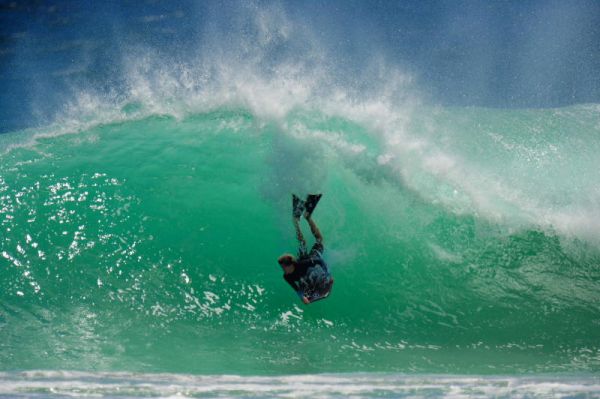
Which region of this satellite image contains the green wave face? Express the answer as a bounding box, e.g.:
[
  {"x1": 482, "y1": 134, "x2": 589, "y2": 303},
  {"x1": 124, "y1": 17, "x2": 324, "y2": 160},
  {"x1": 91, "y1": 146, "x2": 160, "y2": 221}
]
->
[{"x1": 1, "y1": 106, "x2": 600, "y2": 374}]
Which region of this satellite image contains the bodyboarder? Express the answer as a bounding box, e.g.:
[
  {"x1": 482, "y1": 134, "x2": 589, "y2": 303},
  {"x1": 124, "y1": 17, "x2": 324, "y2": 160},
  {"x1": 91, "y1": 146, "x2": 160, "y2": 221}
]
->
[{"x1": 278, "y1": 194, "x2": 333, "y2": 304}]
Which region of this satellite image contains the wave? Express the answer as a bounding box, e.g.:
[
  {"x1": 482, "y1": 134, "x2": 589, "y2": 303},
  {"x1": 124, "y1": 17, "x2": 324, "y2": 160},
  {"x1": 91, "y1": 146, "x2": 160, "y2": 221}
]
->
[
  {"x1": 1, "y1": 1, "x2": 600, "y2": 375},
  {"x1": 1, "y1": 103, "x2": 600, "y2": 374}
]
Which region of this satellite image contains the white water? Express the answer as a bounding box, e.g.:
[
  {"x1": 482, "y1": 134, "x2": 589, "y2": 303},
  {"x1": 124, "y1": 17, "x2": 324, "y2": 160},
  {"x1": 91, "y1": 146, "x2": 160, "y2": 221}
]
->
[{"x1": 1, "y1": 371, "x2": 599, "y2": 398}]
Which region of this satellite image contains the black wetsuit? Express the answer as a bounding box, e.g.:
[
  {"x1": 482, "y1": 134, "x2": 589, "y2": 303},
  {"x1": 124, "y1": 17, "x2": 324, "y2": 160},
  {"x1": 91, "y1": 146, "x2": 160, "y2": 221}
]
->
[{"x1": 284, "y1": 242, "x2": 329, "y2": 297}]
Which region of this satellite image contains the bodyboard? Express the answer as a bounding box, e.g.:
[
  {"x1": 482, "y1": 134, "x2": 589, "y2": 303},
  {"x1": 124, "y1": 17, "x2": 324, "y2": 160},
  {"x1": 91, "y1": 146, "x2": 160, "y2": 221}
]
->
[
  {"x1": 300, "y1": 265, "x2": 333, "y2": 303},
  {"x1": 306, "y1": 278, "x2": 334, "y2": 303}
]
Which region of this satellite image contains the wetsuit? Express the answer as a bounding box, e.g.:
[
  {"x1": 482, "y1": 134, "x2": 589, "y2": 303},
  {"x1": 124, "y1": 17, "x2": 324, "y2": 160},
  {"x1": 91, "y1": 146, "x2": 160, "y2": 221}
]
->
[{"x1": 284, "y1": 242, "x2": 329, "y2": 298}]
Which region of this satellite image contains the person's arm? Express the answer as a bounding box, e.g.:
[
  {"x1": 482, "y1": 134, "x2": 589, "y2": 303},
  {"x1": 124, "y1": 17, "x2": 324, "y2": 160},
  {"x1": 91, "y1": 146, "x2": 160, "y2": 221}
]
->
[
  {"x1": 284, "y1": 274, "x2": 310, "y2": 304},
  {"x1": 304, "y1": 214, "x2": 323, "y2": 244},
  {"x1": 284, "y1": 274, "x2": 300, "y2": 292}
]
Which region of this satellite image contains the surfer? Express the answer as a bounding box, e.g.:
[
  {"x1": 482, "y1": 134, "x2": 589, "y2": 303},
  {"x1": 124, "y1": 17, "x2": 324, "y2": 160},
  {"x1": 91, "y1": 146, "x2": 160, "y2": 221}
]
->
[{"x1": 278, "y1": 194, "x2": 333, "y2": 304}]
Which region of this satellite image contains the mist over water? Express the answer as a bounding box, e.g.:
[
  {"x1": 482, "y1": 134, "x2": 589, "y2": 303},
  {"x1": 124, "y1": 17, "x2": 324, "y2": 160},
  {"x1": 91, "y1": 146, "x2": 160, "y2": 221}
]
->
[{"x1": 1, "y1": 0, "x2": 600, "y2": 388}]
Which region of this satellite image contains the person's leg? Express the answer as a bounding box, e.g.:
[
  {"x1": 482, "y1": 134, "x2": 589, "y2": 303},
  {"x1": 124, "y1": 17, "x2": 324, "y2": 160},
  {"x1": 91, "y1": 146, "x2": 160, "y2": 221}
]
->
[
  {"x1": 293, "y1": 217, "x2": 307, "y2": 252},
  {"x1": 305, "y1": 214, "x2": 323, "y2": 244}
]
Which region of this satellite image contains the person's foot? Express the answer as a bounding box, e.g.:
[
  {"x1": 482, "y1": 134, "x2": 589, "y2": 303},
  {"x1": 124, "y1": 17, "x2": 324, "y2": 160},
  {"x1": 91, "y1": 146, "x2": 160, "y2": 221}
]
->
[
  {"x1": 303, "y1": 193, "x2": 322, "y2": 218},
  {"x1": 292, "y1": 194, "x2": 305, "y2": 218}
]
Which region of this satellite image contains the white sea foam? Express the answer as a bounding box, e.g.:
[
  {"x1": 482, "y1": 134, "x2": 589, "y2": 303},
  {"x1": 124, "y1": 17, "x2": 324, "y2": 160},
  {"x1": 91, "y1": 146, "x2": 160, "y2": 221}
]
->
[{"x1": 0, "y1": 371, "x2": 598, "y2": 398}]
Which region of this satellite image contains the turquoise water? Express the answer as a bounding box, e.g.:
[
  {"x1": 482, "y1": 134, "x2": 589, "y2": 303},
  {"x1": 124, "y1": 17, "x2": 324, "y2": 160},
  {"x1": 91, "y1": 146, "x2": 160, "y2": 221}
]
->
[
  {"x1": 2, "y1": 2, "x2": 600, "y2": 396},
  {"x1": 1, "y1": 101, "x2": 600, "y2": 376}
]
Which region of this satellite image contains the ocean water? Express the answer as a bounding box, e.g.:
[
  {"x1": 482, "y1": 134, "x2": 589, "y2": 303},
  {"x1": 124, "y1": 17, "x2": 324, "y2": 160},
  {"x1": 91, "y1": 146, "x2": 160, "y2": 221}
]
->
[{"x1": 1, "y1": 1, "x2": 600, "y2": 397}]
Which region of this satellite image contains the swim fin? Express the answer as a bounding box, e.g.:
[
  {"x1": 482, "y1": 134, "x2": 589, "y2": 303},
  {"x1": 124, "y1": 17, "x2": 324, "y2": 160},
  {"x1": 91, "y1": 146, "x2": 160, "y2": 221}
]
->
[
  {"x1": 292, "y1": 194, "x2": 305, "y2": 218},
  {"x1": 304, "y1": 194, "x2": 322, "y2": 218}
]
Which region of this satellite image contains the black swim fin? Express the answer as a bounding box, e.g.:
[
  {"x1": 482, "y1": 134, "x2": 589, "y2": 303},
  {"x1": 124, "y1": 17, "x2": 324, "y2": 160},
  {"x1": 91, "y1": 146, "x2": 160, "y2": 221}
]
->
[
  {"x1": 304, "y1": 194, "x2": 322, "y2": 218},
  {"x1": 292, "y1": 194, "x2": 305, "y2": 218}
]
